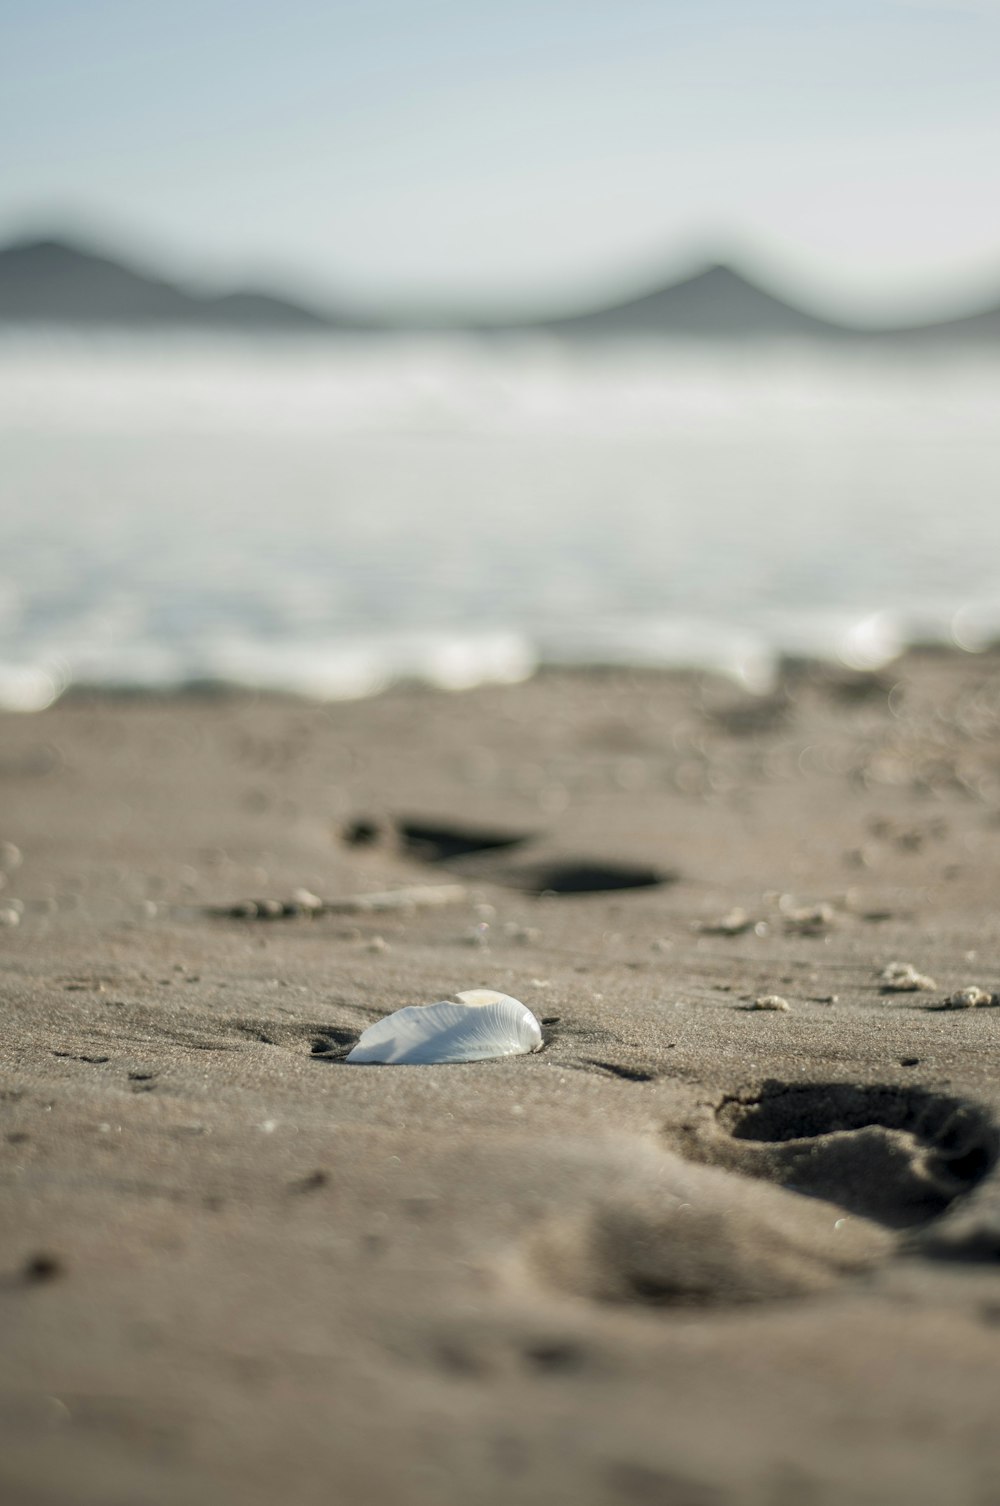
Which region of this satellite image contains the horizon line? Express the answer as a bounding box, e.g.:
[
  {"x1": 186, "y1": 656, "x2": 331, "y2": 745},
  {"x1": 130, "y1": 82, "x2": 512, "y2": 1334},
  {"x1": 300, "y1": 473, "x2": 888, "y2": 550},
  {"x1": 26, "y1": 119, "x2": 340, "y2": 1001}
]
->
[{"x1": 2, "y1": 221, "x2": 999, "y2": 334}]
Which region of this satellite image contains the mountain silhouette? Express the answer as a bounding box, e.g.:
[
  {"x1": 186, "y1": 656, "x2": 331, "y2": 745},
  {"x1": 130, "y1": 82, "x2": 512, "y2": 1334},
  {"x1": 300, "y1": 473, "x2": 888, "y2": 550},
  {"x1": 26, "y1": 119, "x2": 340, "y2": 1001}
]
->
[
  {"x1": 0, "y1": 232, "x2": 998, "y2": 340},
  {"x1": 0, "y1": 236, "x2": 357, "y2": 329},
  {"x1": 508, "y1": 263, "x2": 1000, "y2": 342},
  {"x1": 528, "y1": 262, "x2": 854, "y2": 339}
]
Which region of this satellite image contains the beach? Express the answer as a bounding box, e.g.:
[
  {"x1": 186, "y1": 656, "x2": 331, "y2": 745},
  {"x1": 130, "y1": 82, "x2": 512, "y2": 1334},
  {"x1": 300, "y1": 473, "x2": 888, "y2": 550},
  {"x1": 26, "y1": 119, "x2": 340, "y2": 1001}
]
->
[{"x1": 2, "y1": 652, "x2": 1000, "y2": 1505}]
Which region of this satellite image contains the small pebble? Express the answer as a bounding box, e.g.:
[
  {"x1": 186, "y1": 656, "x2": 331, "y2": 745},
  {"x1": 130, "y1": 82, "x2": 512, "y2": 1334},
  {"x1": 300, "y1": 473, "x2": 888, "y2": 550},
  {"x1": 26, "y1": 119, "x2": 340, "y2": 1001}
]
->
[
  {"x1": 291, "y1": 887, "x2": 323, "y2": 911},
  {"x1": 783, "y1": 903, "x2": 835, "y2": 935},
  {"x1": 699, "y1": 908, "x2": 755, "y2": 936},
  {"x1": 0, "y1": 906, "x2": 21, "y2": 927},
  {"x1": 367, "y1": 935, "x2": 389, "y2": 954},
  {"x1": 752, "y1": 995, "x2": 791, "y2": 1012},
  {"x1": 879, "y1": 961, "x2": 937, "y2": 993}
]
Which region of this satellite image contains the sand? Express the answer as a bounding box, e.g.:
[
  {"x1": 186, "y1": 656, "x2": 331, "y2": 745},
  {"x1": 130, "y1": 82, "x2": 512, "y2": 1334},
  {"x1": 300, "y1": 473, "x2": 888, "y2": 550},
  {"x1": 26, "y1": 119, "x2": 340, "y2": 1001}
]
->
[{"x1": 2, "y1": 652, "x2": 1000, "y2": 1506}]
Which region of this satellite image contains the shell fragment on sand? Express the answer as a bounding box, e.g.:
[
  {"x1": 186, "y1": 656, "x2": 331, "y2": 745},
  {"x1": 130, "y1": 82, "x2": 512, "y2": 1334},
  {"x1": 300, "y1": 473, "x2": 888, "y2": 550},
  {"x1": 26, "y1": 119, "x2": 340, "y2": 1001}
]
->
[
  {"x1": 210, "y1": 884, "x2": 470, "y2": 920},
  {"x1": 935, "y1": 986, "x2": 996, "y2": 1010},
  {"x1": 879, "y1": 961, "x2": 937, "y2": 993},
  {"x1": 345, "y1": 989, "x2": 543, "y2": 1065},
  {"x1": 782, "y1": 903, "x2": 835, "y2": 936},
  {"x1": 698, "y1": 907, "x2": 756, "y2": 936},
  {"x1": 328, "y1": 884, "x2": 468, "y2": 914},
  {"x1": 751, "y1": 995, "x2": 791, "y2": 1012}
]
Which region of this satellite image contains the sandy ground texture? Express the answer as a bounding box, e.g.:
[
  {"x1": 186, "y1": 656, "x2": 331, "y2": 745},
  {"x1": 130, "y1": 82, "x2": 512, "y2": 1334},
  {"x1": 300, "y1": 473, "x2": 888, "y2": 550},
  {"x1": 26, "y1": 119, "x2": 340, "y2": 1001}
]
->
[{"x1": 2, "y1": 653, "x2": 1000, "y2": 1506}]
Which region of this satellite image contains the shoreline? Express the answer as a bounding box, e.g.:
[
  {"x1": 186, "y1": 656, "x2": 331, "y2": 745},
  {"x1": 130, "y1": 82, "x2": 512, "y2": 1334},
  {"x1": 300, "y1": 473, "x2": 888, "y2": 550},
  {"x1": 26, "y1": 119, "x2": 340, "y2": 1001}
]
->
[
  {"x1": 3, "y1": 630, "x2": 1000, "y2": 716},
  {"x1": 2, "y1": 654, "x2": 1000, "y2": 1504}
]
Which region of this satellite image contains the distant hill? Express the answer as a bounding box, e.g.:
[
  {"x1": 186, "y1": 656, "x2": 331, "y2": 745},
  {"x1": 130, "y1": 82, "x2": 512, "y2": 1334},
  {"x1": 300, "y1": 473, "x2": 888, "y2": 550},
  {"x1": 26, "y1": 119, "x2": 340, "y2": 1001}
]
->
[
  {"x1": 0, "y1": 232, "x2": 998, "y2": 340},
  {"x1": 513, "y1": 262, "x2": 1000, "y2": 342},
  {"x1": 0, "y1": 237, "x2": 359, "y2": 330},
  {"x1": 526, "y1": 263, "x2": 856, "y2": 340}
]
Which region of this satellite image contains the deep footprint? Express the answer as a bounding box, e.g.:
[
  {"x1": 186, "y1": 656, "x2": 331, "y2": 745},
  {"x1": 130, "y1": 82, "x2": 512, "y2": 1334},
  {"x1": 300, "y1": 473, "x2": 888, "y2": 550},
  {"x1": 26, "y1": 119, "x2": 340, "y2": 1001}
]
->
[
  {"x1": 687, "y1": 1081, "x2": 999, "y2": 1230},
  {"x1": 478, "y1": 857, "x2": 674, "y2": 896},
  {"x1": 353, "y1": 812, "x2": 675, "y2": 894}
]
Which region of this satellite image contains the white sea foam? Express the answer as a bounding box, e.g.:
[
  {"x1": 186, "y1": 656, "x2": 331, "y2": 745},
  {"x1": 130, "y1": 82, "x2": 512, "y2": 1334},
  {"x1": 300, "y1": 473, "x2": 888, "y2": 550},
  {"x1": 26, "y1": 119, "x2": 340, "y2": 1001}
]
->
[{"x1": 1, "y1": 333, "x2": 999, "y2": 708}]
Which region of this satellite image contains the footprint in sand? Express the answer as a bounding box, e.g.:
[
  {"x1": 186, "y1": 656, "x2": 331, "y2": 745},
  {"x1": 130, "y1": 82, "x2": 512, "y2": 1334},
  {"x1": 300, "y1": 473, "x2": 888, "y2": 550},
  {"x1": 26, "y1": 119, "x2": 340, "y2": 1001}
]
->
[
  {"x1": 515, "y1": 1140, "x2": 893, "y2": 1311},
  {"x1": 345, "y1": 813, "x2": 676, "y2": 895},
  {"x1": 675, "y1": 1080, "x2": 1000, "y2": 1257},
  {"x1": 344, "y1": 814, "x2": 532, "y2": 863},
  {"x1": 462, "y1": 856, "x2": 672, "y2": 896},
  {"x1": 522, "y1": 1083, "x2": 1000, "y2": 1313}
]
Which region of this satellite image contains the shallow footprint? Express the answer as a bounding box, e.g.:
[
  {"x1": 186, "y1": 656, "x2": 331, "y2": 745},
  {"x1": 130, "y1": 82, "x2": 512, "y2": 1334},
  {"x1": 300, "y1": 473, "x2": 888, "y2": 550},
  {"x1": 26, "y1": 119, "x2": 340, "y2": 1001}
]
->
[
  {"x1": 521, "y1": 1142, "x2": 891, "y2": 1309},
  {"x1": 679, "y1": 1081, "x2": 1000, "y2": 1231}
]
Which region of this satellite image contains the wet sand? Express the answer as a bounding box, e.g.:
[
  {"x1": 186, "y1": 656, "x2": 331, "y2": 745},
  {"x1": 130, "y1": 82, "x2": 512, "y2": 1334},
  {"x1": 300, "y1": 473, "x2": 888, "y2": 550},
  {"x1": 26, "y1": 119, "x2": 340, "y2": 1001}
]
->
[{"x1": 2, "y1": 654, "x2": 1000, "y2": 1505}]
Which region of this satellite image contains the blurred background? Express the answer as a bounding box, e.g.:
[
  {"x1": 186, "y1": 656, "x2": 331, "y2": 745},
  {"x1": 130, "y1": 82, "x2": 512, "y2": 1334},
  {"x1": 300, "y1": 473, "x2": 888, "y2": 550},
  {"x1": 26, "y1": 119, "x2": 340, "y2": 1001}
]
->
[{"x1": 2, "y1": 0, "x2": 1000, "y2": 710}]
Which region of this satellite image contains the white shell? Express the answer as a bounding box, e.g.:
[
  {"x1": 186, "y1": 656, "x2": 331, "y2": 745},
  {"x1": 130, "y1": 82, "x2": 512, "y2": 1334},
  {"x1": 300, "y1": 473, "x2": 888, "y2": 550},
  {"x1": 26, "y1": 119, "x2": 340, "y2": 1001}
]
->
[{"x1": 345, "y1": 989, "x2": 542, "y2": 1065}]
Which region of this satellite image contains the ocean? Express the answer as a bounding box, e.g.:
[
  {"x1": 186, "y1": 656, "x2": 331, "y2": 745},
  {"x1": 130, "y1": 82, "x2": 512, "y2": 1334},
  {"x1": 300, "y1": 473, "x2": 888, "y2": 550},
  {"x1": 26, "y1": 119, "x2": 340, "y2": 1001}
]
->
[{"x1": 2, "y1": 331, "x2": 999, "y2": 710}]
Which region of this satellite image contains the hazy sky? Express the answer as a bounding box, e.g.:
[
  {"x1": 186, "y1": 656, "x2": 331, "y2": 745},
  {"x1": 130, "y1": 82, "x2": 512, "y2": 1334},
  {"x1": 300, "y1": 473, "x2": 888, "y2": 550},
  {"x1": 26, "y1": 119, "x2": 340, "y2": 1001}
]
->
[{"x1": 3, "y1": 0, "x2": 1000, "y2": 317}]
